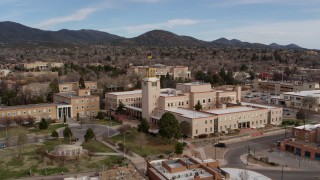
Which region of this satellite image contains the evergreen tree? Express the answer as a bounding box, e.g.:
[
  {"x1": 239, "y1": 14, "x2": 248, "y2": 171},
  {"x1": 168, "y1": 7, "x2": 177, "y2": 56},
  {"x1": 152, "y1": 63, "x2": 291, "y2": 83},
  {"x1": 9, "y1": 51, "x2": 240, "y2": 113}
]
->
[
  {"x1": 84, "y1": 128, "x2": 95, "y2": 141},
  {"x1": 79, "y1": 76, "x2": 86, "y2": 89},
  {"x1": 96, "y1": 111, "x2": 105, "y2": 120},
  {"x1": 51, "y1": 130, "x2": 59, "y2": 139},
  {"x1": 194, "y1": 100, "x2": 202, "y2": 111},
  {"x1": 116, "y1": 101, "x2": 125, "y2": 114},
  {"x1": 138, "y1": 118, "x2": 150, "y2": 133},
  {"x1": 180, "y1": 121, "x2": 191, "y2": 137},
  {"x1": 159, "y1": 112, "x2": 181, "y2": 142},
  {"x1": 175, "y1": 142, "x2": 184, "y2": 155},
  {"x1": 38, "y1": 118, "x2": 48, "y2": 130},
  {"x1": 63, "y1": 127, "x2": 73, "y2": 139}
]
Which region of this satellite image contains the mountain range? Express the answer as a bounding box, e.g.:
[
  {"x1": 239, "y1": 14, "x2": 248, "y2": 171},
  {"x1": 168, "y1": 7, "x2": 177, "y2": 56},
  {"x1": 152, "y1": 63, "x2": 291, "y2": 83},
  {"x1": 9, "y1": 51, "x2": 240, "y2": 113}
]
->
[{"x1": 0, "y1": 21, "x2": 302, "y2": 49}]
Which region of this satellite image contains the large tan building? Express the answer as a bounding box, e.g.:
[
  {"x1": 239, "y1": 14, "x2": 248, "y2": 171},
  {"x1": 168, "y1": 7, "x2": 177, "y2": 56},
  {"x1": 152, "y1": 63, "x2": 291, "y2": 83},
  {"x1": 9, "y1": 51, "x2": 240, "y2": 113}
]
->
[
  {"x1": 127, "y1": 64, "x2": 191, "y2": 79},
  {"x1": 0, "y1": 103, "x2": 57, "y2": 122},
  {"x1": 253, "y1": 79, "x2": 320, "y2": 94},
  {"x1": 106, "y1": 68, "x2": 282, "y2": 138},
  {"x1": 22, "y1": 61, "x2": 64, "y2": 70},
  {"x1": 270, "y1": 90, "x2": 320, "y2": 111},
  {"x1": 0, "y1": 89, "x2": 100, "y2": 122},
  {"x1": 53, "y1": 89, "x2": 100, "y2": 118}
]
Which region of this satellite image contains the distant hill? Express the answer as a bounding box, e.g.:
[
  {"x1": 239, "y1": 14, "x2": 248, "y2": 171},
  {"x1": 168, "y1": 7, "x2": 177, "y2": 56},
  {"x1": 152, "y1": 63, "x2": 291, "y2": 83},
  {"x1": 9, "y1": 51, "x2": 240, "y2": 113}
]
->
[
  {"x1": 0, "y1": 21, "x2": 123, "y2": 43},
  {"x1": 0, "y1": 21, "x2": 303, "y2": 49},
  {"x1": 113, "y1": 30, "x2": 209, "y2": 47}
]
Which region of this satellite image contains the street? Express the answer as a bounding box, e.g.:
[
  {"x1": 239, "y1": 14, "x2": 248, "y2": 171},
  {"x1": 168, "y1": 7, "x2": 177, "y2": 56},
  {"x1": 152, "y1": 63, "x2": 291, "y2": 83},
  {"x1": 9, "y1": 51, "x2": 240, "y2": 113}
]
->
[{"x1": 224, "y1": 133, "x2": 320, "y2": 180}]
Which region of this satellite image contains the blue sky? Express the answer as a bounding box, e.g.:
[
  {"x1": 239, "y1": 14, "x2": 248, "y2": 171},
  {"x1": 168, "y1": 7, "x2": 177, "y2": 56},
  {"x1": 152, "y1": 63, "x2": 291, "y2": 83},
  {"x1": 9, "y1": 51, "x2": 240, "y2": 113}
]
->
[{"x1": 1, "y1": 0, "x2": 320, "y2": 49}]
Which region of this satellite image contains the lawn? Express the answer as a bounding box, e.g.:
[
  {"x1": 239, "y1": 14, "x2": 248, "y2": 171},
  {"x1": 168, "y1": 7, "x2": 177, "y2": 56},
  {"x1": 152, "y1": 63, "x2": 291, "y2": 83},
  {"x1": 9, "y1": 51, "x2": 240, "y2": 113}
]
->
[
  {"x1": 0, "y1": 140, "x2": 124, "y2": 179},
  {"x1": 87, "y1": 119, "x2": 122, "y2": 126},
  {"x1": 81, "y1": 140, "x2": 115, "y2": 153},
  {"x1": 0, "y1": 126, "x2": 27, "y2": 139},
  {"x1": 110, "y1": 130, "x2": 176, "y2": 157},
  {"x1": 28, "y1": 123, "x2": 68, "y2": 135}
]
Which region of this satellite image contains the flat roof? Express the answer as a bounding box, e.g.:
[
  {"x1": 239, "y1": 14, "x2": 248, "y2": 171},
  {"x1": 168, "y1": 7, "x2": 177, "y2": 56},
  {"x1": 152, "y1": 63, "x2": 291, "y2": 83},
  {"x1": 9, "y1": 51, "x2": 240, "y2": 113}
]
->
[
  {"x1": 55, "y1": 91, "x2": 97, "y2": 99},
  {"x1": 221, "y1": 168, "x2": 271, "y2": 180},
  {"x1": 107, "y1": 90, "x2": 142, "y2": 96},
  {"x1": 151, "y1": 159, "x2": 213, "y2": 180},
  {"x1": 180, "y1": 82, "x2": 210, "y2": 86},
  {"x1": 166, "y1": 108, "x2": 213, "y2": 118},
  {"x1": 125, "y1": 105, "x2": 142, "y2": 112},
  {"x1": 294, "y1": 124, "x2": 320, "y2": 131},
  {"x1": 206, "y1": 106, "x2": 258, "y2": 115},
  {"x1": 0, "y1": 103, "x2": 55, "y2": 111},
  {"x1": 283, "y1": 90, "x2": 320, "y2": 97},
  {"x1": 241, "y1": 102, "x2": 278, "y2": 109}
]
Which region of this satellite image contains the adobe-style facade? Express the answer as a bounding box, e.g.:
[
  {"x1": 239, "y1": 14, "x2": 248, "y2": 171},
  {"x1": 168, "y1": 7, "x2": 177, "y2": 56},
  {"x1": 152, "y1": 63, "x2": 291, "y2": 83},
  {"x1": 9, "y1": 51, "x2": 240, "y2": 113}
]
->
[
  {"x1": 253, "y1": 79, "x2": 320, "y2": 94},
  {"x1": 21, "y1": 61, "x2": 64, "y2": 70},
  {"x1": 53, "y1": 89, "x2": 100, "y2": 118},
  {"x1": 106, "y1": 68, "x2": 282, "y2": 138},
  {"x1": 127, "y1": 63, "x2": 191, "y2": 80},
  {"x1": 58, "y1": 81, "x2": 97, "y2": 92},
  {"x1": 0, "y1": 89, "x2": 100, "y2": 122},
  {"x1": 280, "y1": 124, "x2": 320, "y2": 161},
  {"x1": 270, "y1": 90, "x2": 320, "y2": 112}
]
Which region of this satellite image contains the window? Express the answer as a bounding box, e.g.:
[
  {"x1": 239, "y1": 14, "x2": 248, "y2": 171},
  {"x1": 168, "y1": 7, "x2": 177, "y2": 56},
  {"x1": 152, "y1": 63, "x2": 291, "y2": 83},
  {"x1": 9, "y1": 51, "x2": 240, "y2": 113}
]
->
[
  {"x1": 305, "y1": 133, "x2": 309, "y2": 139},
  {"x1": 208, "y1": 98, "x2": 211, "y2": 103},
  {"x1": 203, "y1": 99, "x2": 206, "y2": 103},
  {"x1": 210, "y1": 120, "x2": 212, "y2": 124},
  {"x1": 196, "y1": 130, "x2": 198, "y2": 134},
  {"x1": 186, "y1": 101, "x2": 189, "y2": 104},
  {"x1": 295, "y1": 131, "x2": 298, "y2": 137},
  {"x1": 205, "y1": 120, "x2": 207, "y2": 124},
  {"x1": 168, "y1": 103, "x2": 170, "y2": 107},
  {"x1": 48, "y1": 109, "x2": 51, "y2": 112},
  {"x1": 210, "y1": 127, "x2": 212, "y2": 132}
]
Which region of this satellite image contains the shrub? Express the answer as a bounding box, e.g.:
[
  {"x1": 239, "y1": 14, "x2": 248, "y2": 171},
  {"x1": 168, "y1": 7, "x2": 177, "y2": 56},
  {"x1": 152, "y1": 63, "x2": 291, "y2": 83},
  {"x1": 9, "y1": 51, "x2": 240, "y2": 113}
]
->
[{"x1": 198, "y1": 134, "x2": 208, "y2": 138}]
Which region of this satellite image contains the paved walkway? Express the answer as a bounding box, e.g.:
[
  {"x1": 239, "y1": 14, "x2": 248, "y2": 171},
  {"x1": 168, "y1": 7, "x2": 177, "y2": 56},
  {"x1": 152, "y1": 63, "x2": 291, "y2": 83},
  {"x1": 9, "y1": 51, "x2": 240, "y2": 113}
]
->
[{"x1": 96, "y1": 137, "x2": 147, "y2": 173}]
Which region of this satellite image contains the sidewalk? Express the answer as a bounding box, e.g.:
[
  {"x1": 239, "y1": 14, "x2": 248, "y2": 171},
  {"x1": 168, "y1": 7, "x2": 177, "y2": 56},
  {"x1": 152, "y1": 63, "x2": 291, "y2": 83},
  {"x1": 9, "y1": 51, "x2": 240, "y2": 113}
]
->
[
  {"x1": 239, "y1": 154, "x2": 297, "y2": 171},
  {"x1": 96, "y1": 137, "x2": 147, "y2": 172}
]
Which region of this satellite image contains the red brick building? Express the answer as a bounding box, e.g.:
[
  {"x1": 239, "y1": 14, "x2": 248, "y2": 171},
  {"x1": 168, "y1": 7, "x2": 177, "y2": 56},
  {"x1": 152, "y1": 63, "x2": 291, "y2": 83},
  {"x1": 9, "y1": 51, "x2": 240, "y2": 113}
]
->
[{"x1": 280, "y1": 124, "x2": 320, "y2": 161}]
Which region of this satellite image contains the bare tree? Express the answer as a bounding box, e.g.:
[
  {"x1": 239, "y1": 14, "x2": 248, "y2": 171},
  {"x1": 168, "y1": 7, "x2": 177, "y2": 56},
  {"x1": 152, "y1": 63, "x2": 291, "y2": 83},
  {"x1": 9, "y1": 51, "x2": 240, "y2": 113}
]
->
[{"x1": 17, "y1": 132, "x2": 28, "y2": 159}]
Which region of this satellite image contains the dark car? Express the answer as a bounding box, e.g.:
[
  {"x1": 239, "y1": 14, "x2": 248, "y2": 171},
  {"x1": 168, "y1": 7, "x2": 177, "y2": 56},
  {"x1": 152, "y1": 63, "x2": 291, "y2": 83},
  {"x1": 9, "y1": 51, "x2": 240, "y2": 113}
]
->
[
  {"x1": 0, "y1": 143, "x2": 6, "y2": 149},
  {"x1": 214, "y1": 142, "x2": 227, "y2": 148}
]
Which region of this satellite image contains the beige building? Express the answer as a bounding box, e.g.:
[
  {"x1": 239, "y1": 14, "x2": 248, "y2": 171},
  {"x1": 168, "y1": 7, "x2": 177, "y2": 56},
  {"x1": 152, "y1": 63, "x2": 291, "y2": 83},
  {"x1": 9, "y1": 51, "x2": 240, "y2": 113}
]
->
[
  {"x1": 127, "y1": 64, "x2": 191, "y2": 79},
  {"x1": 53, "y1": 89, "x2": 100, "y2": 118},
  {"x1": 22, "y1": 61, "x2": 64, "y2": 70},
  {"x1": 270, "y1": 90, "x2": 320, "y2": 111},
  {"x1": 106, "y1": 68, "x2": 282, "y2": 138},
  {"x1": 58, "y1": 81, "x2": 97, "y2": 92},
  {"x1": 0, "y1": 89, "x2": 100, "y2": 122},
  {"x1": 253, "y1": 79, "x2": 320, "y2": 94},
  {"x1": 0, "y1": 103, "x2": 57, "y2": 122}
]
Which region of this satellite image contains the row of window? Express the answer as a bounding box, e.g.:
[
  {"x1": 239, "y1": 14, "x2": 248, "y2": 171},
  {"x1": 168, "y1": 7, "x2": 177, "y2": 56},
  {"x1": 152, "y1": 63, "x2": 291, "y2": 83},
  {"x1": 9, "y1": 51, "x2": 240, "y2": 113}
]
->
[
  {"x1": 167, "y1": 100, "x2": 189, "y2": 108},
  {"x1": 1, "y1": 108, "x2": 52, "y2": 117},
  {"x1": 76, "y1": 99, "x2": 95, "y2": 104},
  {"x1": 76, "y1": 105, "x2": 95, "y2": 110}
]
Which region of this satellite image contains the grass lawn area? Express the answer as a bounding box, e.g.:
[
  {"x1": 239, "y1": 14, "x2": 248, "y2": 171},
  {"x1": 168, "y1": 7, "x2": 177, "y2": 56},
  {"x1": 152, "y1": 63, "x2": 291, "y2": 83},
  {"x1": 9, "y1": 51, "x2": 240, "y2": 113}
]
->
[
  {"x1": 0, "y1": 140, "x2": 124, "y2": 179},
  {"x1": 0, "y1": 126, "x2": 27, "y2": 139},
  {"x1": 111, "y1": 130, "x2": 176, "y2": 157},
  {"x1": 28, "y1": 123, "x2": 68, "y2": 135},
  {"x1": 87, "y1": 119, "x2": 122, "y2": 126},
  {"x1": 81, "y1": 140, "x2": 115, "y2": 153}
]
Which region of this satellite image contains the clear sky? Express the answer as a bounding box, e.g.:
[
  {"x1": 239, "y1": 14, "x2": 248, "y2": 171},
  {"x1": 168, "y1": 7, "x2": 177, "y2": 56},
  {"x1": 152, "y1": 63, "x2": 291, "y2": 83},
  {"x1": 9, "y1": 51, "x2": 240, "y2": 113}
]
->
[{"x1": 1, "y1": 0, "x2": 320, "y2": 49}]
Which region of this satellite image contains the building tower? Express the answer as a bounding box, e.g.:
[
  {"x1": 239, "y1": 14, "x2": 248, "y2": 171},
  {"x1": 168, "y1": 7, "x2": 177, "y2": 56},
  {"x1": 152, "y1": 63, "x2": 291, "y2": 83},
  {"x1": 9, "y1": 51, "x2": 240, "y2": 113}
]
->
[{"x1": 142, "y1": 67, "x2": 160, "y2": 124}]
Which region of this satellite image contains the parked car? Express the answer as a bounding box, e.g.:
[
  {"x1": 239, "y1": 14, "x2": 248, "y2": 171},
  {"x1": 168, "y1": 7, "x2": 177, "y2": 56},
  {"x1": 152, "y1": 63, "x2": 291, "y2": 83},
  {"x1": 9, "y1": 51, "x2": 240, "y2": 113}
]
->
[
  {"x1": 214, "y1": 142, "x2": 227, "y2": 148},
  {"x1": 0, "y1": 143, "x2": 6, "y2": 149},
  {"x1": 245, "y1": 95, "x2": 254, "y2": 98},
  {"x1": 283, "y1": 108, "x2": 290, "y2": 111}
]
